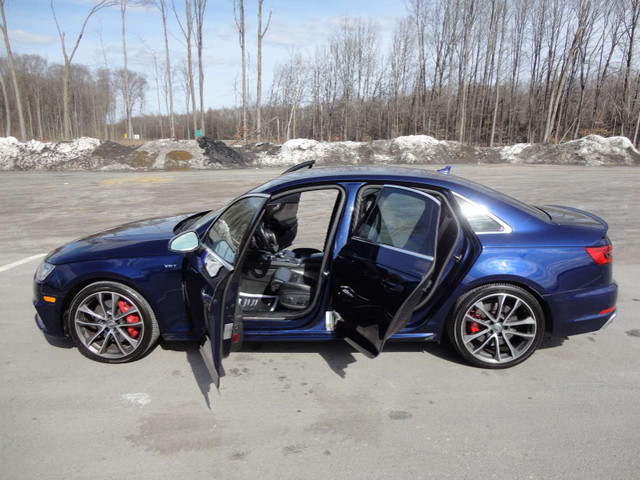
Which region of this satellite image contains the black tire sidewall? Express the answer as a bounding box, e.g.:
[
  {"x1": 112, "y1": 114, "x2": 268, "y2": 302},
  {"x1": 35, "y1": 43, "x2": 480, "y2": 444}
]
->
[
  {"x1": 68, "y1": 281, "x2": 157, "y2": 364},
  {"x1": 448, "y1": 284, "x2": 545, "y2": 369}
]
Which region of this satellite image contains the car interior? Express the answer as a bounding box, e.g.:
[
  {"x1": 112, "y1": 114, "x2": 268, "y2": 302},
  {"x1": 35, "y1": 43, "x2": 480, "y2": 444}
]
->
[
  {"x1": 236, "y1": 183, "x2": 460, "y2": 321},
  {"x1": 237, "y1": 188, "x2": 342, "y2": 319}
]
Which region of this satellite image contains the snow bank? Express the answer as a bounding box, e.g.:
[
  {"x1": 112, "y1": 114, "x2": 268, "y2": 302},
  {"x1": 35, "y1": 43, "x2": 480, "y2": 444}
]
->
[
  {"x1": 0, "y1": 134, "x2": 637, "y2": 171},
  {"x1": 255, "y1": 135, "x2": 452, "y2": 167},
  {"x1": 493, "y1": 134, "x2": 640, "y2": 166},
  {"x1": 0, "y1": 136, "x2": 102, "y2": 170}
]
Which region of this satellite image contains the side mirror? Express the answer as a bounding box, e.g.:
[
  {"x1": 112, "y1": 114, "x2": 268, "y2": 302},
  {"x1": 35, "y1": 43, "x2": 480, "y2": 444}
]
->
[{"x1": 169, "y1": 231, "x2": 200, "y2": 253}]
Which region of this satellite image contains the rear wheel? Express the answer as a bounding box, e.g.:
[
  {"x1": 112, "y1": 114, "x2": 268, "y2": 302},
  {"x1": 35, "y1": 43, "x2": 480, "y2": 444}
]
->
[
  {"x1": 68, "y1": 281, "x2": 159, "y2": 363},
  {"x1": 448, "y1": 284, "x2": 544, "y2": 368}
]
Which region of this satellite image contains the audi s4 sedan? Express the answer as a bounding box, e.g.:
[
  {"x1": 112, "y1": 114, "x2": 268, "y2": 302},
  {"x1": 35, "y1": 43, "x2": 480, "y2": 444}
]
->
[{"x1": 33, "y1": 165, "x2": 617, "y2": 385}]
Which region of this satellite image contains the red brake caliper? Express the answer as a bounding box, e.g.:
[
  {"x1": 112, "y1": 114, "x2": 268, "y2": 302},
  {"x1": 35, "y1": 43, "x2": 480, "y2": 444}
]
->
[
  {"x1": 467, "y1": 310, "x2": 482, "y2": 334},
  {"x1": 118, "y1": 300, "x2": 140, "y2": 338}
]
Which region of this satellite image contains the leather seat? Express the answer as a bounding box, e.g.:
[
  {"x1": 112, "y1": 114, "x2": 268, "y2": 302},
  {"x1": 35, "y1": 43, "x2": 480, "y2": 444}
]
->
[{"x1": 269, "y1": 266, "x2": 313, "y2": 310}]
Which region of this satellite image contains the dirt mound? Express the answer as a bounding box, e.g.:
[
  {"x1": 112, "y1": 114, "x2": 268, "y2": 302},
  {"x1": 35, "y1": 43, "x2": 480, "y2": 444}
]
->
[{"x1": 197, "y1": 137, "x2": 248, "y2": 167}]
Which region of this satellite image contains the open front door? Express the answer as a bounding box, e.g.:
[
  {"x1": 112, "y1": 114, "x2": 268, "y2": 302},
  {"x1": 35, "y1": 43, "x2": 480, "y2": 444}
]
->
[
  {"x1": 196, "y1": 194, "x2": 269, "y2": 387},
  {"x1": 332, "y1": 186, "x2": 442, "y2": 358}
]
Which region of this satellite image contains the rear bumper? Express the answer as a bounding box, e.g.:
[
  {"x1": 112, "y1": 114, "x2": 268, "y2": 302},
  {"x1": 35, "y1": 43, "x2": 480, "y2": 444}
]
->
[{"x1": 545, "y1": 282, "x2": 618, "y2": 337}]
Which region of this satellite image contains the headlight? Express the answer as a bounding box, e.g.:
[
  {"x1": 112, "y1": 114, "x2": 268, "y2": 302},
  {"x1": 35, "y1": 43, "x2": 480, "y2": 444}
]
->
[{"x1": 35, "y1": 262, "x2": 55, "y2": 282}]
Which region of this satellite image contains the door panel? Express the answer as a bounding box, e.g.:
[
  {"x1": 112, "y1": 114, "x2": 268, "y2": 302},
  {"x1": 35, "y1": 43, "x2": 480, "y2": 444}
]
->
[
  {"x1": 332, "y1": 186, "x2": 441, "y2": 358},
  {"x1": 185, "y1": 195, "x2": 268, "y2": 388}
]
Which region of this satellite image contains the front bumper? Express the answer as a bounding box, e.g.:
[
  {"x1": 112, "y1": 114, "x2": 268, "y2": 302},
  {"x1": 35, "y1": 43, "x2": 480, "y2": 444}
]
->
[{"x1": 33, "y1": 280, "x2": 66, "y2": 337}]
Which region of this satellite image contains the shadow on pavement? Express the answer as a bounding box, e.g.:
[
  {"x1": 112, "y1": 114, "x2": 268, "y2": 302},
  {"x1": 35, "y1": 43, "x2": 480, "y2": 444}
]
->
[
  {"x1": 244, "y1": 339, "x2": 469, "y2": 375},
  {"x1": 160, "y1": 340, "x2": 214, "y2": 409},
  {"x1": 43, "y1": 334, "x2": 74, "y2": 349}
]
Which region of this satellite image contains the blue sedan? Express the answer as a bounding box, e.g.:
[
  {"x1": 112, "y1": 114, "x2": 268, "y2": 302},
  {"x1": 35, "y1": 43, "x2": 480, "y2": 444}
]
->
[{"x1": 33, "y1": 165, "x2": 617, "y2": 385}]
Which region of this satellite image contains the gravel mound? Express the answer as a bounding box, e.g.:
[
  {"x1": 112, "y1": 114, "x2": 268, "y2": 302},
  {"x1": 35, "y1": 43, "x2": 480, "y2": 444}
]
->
[{"x1": 197, "y1": 137, "x2": 248, "y2": 167}]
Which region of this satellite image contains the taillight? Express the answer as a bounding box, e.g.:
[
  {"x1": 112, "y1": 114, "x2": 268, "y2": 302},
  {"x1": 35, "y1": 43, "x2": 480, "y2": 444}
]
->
[{"x1": 586, "y1": 244, "x2": 612, "y2": 265}]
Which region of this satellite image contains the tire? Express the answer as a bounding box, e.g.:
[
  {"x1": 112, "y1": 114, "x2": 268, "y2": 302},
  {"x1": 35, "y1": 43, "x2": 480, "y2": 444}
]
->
[
  {"x1": 68, "y1": 281, "x2": 160, "y2": 364},
  {"x1": 447, "y1": 283, "x2": 544, "y2": 368}
]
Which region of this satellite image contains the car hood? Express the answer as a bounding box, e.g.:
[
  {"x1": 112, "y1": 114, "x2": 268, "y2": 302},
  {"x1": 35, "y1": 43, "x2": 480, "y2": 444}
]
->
[{"x1": 46, "y1": 214, "x2": 192, "y2": 265}]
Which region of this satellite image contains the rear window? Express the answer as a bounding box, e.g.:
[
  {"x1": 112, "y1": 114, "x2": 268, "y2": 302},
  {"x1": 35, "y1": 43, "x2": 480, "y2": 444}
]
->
[
  {"x1": 454, "y1": 194, "x2": 508, "y2": 233},
  {"x1": 356, "y1": 188, "x2": 439, "y2": 256}
]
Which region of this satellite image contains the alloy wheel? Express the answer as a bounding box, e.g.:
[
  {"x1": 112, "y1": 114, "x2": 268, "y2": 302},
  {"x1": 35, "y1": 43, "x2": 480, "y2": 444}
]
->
[
  {"x1": 459, "y1": 292, "x2": 538, "y2": 365},
  {"x1": 73, "y1": 290, "x2": 145, "y2": 360}
]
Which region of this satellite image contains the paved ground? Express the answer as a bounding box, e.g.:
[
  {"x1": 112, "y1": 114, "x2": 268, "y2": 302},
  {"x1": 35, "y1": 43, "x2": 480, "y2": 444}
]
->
[{"x1": 0, "y1": 165, "x2": 639, "y2": 480}]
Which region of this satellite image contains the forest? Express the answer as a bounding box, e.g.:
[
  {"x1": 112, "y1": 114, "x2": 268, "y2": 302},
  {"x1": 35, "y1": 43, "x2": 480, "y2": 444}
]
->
[{"x1": 1, "y1": 0, "x2": 639, "y2": 146}]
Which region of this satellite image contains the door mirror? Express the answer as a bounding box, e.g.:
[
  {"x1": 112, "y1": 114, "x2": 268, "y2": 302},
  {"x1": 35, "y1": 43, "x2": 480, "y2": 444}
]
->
[{"x1": 169, "y1": 231, "x2": 200, "y2": 253}]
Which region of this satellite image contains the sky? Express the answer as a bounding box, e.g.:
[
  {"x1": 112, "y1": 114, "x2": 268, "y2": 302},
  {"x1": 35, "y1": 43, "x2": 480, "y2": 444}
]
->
[{"x1": 4, "y1": 0, "x2": 405, "y2": 112}]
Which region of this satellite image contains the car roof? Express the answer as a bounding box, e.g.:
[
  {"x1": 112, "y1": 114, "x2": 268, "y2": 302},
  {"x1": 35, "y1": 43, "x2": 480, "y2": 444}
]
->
[
  {"x1": 252, "y1": 166, "x2": 477, "y2": 193},
  {"x1": 251, "y1": 166, "x2": 551, "y2": 231}
]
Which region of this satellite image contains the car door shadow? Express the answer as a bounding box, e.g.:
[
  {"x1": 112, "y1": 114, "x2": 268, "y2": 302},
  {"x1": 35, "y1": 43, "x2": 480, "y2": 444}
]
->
[
  {"x1": 158, "y1": 339, "x2": 464, "y2": 408},
  {"x1": 244, "y1": 340, "x2": 468, "y2": 376},
  {"x1": 158, "y1": 340, "x2": 216, "y2": 410},
  {"x1": 159, "y1": 335, "x2": 567, "y2": 408}
]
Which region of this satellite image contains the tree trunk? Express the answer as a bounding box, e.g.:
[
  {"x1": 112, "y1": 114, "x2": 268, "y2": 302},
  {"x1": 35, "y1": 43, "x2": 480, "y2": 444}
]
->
[
  {"x1": 236, "y1": 0, "x2": 247, "y2": 144},
  {"x1": 257, "y1": 1, "x2": 272, "y2": 143},
  {"x1": 0, "y1": 69, "x2": 10, "y2": 136},
  {"x1": 490, "y1": 0, "x2": 507, "y2": 147},
  {"x1": 0, "y1": 1, "x2": 27, "y2": 140},
  {"x1": 159, "y1": 0, "x2": 176, "y2": 138},
  {"x1": 195, "y1": 0, "x2": 207, "y2": 136},
  {"x1": 121, "y1": 0, "x2": 132, "y2": 140}
]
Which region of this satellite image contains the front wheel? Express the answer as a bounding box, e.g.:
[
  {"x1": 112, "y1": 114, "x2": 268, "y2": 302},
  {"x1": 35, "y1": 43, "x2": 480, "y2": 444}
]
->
[
  {"x1": 68, "y1": 281, "x2": 159, "y2": 363},
  {"x1": 447, "y1": 284, "x2": 545, "y2": 368}
]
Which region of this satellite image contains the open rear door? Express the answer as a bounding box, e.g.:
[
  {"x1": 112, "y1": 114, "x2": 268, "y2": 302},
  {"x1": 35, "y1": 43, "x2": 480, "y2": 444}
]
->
[
  {"x1": 197, "y1": 194, "x2": 269, "y2": 387},
  {"x1": 331, "y1": 186, "x2": 441, "y2": 358}
]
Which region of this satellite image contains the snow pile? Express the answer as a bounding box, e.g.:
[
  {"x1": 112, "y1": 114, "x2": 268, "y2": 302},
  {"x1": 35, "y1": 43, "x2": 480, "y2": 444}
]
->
[
  {"x1": 559, "y1": 135, "x2": 640, "y2": 166},
  {"x1": 0, "y1": 134, "x2": 638, "y2": 171},
  {"x1": 0, "y1": 136, "x2": 102, "y2": 170},
  {"x1": 499, "y1": 143, "x2": 529, "y2": 163},
  {"x1": 495, "y1": 134, "x2": 640, "y2": 166},
  {"x1": 256, "y1": 138, "x2": 366, "y2": 167},
  {"x1": 254, "y1": 134, "x2": 640, "y2": 168},
  {"x1": 255, "y1": 135, "x2": 473, "y2": 167}
]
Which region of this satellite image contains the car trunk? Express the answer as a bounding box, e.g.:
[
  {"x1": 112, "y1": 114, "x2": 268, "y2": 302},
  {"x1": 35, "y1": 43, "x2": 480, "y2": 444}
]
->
[{"x1": 538, "y1": 205, "x2": 608, "y2": 231}]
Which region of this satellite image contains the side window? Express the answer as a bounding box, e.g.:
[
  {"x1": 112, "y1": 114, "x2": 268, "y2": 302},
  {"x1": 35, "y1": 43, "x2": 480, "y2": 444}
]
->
[
  {"x1": 205, "y1": 196, "x2": 265, "y2": 264},
  {"x1": 453, "y1": 194, "x2": 508, "y2": 233},
  {"x1": 355, "y1": 187, "x2": 440, "y2": 256}
]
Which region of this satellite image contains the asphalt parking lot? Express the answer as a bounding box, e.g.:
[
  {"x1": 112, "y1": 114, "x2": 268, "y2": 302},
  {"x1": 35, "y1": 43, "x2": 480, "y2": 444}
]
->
[{"x1": 1, "y1": 165, "x2": 639, "y2": 479}]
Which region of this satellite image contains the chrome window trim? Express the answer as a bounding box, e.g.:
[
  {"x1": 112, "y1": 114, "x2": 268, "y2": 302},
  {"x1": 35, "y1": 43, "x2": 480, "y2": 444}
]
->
[
  {"x1": 352, "y1": 237, "x2": 435, "y2": 262},
  {"x1": 352, "y1": 184, "x2": 441, "y2": 260},
  {"x1": 452, "y1": 192, "x2": 513, "y2": 235}
]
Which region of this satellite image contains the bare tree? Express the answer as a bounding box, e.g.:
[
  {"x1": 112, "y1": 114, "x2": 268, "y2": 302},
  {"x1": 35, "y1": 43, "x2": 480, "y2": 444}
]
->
[
  {"x1": 0, "y1": 63, "x2": 10, "y2": 136},
  {"x1": 234, "y1": 0, "x2": 247, "y2": 144},
  {"x1": 620, "y1": 0, "x2": 640, "y2": 136},
  {"x1": 194, "y1": 0, "x2": 207, "y2": 136},
  {"x1": 155, "y1": 0, "x2": 175, "y2": 138},
  {"x1": 542, "y1": 0, "x2": 591, "y2": 142},
  {"x1": 490, "y1": 0, "x2": 508, "y2": 146},
  {"x1": 50, "y1": 0, "x2": 112, "y2": 140},
  {"x1": 120, "y1": 0, "x2": 133, "y2": 140},
  {"x1": 1, "y1": 0, "x2": 27, "y2": 139},
  {"x1": 173, "y1": 0, "x2": 198, "y2": 138},
  {"x1": 256, "y1": 0, "x2": 272, "y2": 142}
]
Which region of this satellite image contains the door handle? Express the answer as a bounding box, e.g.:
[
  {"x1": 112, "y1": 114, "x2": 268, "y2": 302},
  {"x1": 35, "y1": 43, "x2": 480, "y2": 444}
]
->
[{"x1": 382, "y1": 279, "x2": 404, "y2": 293}]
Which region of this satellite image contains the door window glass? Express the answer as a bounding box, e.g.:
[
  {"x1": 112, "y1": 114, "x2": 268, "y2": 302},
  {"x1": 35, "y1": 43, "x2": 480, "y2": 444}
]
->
[
  {"x1": 356, "y1": 188, "x2": 439, "y2": 256},
  {"x1": 205, "y1": 196, "x2": 265, "y2": 264}
]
